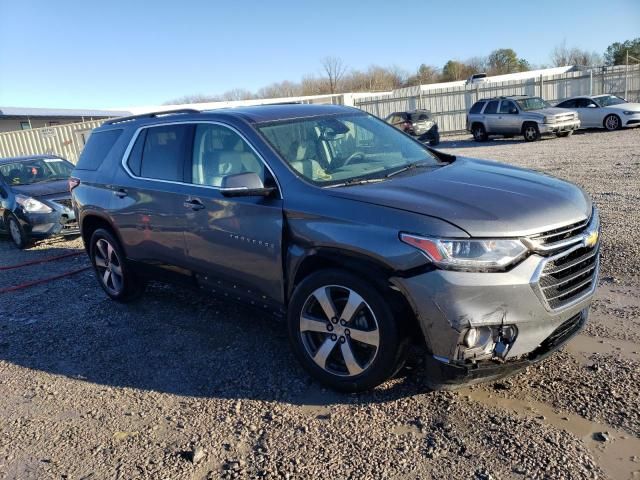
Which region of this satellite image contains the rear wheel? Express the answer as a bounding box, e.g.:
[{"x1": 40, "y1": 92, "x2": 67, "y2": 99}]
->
[
  {"x1": 604, "y1": 114, "x2": 621, "y2": 131},
  {"x1": 89, "y1": 228, "x2": 144, "y2": 302},
  {"x1": 288, "y1": 269, "x2": 405, "y2": 392},
  {"x1": 522, "y1": 123, "x2": 540, "y2": 142},
  {"x1": 472, "y1": 124, "x2": 488, "y2": 142},
  {"x1": 7, "y1": 215, "x2": 30, "y2": 249}
]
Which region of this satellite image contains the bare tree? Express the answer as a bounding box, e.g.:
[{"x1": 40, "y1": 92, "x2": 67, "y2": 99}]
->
[
  {"x1": 321, "y1": 56, "x2": 347, "y2": 94},
  {"x1": 163, "y1": 94, "x2": 221, "y2": 105},
  {"x1": 257, "y1": 80, "x2": 302, "y2": 99},
  {"x1": 221, "y1": 88, "x2": 255, "y2": 101},
  {"x1": 552, "y1": 41, "x2": 602, "y2": 67}
]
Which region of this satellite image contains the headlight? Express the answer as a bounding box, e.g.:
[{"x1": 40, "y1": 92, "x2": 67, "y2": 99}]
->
[
  {"x1": 15, "y1": 194, "x2": 53, "y2": 213},
  {"x1": 623, "y1": 110, "x2": 637, "y2": 115},
  {"x1": 400, "y1": 233, "x2": 528, "y2": 271}
]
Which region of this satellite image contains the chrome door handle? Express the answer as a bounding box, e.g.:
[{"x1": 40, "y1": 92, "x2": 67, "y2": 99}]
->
[
  {"x1": 114, "y1": 189, "x2": 128, "y2": 198},
  {"x1": 184, "y1": 198, "x2": 205, "y2": 211}
]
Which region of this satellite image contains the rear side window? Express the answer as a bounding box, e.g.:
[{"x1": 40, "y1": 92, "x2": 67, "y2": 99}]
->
[
  {"x1": 76, "y1": 129, "x2": 122, "y2": 170},
  {"x1": 130, "y1": 124, "x2": 193, "y2": 181},
  {"x1": 484, "y1": 101, "x2": 499, "y2": 114},
  {"x1": 469, "y1": 102, "x2": 485, "y2": 114}
]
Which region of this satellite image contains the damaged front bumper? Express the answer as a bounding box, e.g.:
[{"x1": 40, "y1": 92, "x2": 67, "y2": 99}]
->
[{"x1": 391, "y1": 250, "x2": 597, "y2": 387}]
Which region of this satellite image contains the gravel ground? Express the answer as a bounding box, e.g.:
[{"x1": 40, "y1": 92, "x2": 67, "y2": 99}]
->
[{"x1": 1, "y1": 128, "x2": 639, "y2": 479}]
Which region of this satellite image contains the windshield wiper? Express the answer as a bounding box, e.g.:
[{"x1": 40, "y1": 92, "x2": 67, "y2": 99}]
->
[
  {"x1": 385, "y1": 161, "x2": 435, "y2": 178},
  {"x1": 326, "y1": 177, "x2": 387, "y2": 188}
]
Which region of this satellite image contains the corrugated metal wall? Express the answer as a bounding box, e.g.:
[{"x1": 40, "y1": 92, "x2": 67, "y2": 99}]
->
[
  {"x1": 0, "y1": 119, "x2": 105, "y2": 164},
  {"x1": 354, "y1": 65, "x2": 640, "y2": 134}
]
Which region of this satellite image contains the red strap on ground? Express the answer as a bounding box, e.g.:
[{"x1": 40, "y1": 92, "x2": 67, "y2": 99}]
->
[
  {"x1": 0, "y1": 266, "x2": 92, "y2": 294},
  {"x1": 0, "y1": 251, "x2": 84, "y2": 271}
]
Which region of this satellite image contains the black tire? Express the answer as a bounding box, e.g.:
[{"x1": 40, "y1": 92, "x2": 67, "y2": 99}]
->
[
  {"x1": 89, "y1": 228, "x2": 145, "y2": 302},
  {"x1": 288, "y1": 269, "x2": 405, "y2": 392},
  {"x1": 603, "y1": 114, "x2": 621, "y2": 131},
  {"x1": 7, "y1": 214, "x2": 30, "y2": 249},
  {"x1": 522, "y1": 122, "x2": 540, "y2": 142},
  {"x1": 471, "y1": 123, "x2": 488, "y2": 142},
  {"x1": 556, "y1": 130, "x2": 573, "y2": 138}
]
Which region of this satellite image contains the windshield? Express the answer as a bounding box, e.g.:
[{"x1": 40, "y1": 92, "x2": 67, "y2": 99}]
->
[
  {"x1": 594, "y1": 95, "x2": 626, "y2": 107},
  {"x1": 0, "y1": 158, "x2": 73, "y2": 186},
  {"x1": 515, "y1": 97, "x2": 551, "y2": 111},
  {"x1": 257, "y1": 113, "x2": 439, "y2": 186}
]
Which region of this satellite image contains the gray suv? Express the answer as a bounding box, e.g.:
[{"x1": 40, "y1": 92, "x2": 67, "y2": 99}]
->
[
  {"x1": 71, "y1": 105, "x2": 599, "y2": 392},
  {"x1": 467, "y1": 95, "x2": 580, "y2": 142}
]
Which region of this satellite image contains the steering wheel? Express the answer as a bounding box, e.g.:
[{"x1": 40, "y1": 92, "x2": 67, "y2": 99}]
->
[{"x1": 342, "y1": 151, "x2": 365, "y2": 167}]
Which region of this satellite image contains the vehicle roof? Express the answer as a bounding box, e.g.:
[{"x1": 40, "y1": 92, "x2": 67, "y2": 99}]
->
[
  {"x1": 559, "y1": 94, "x2": 624, "y2": 101},
  {"x1": 475, "y1": 95, "x2": 538, "y2": 102},
  {"x1": 0, "y1": 154, "x2": 65, "y2": 165},
  {"x1": 103, "y1": 104, "x2": 361, "y2": 127}
]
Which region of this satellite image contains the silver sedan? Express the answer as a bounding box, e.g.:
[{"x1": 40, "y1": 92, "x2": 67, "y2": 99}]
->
[{"x1": 555, "y1": 94, "x2": 640, "y2": 130}]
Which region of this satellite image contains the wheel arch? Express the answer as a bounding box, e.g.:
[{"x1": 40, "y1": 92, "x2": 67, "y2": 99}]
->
[{"x1": 80, "y1": 212, "x2": 123, "y2": 254}]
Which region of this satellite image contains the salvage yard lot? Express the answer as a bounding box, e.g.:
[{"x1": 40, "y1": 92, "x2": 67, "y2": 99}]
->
[{"x1": 1, "y1": 129, "x2": 639, "y2": 479}]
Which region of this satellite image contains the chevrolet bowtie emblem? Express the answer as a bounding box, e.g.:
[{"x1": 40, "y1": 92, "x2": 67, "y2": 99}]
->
[{"x1": 584, "y1": 230, "x2": 599, "y2": 248}]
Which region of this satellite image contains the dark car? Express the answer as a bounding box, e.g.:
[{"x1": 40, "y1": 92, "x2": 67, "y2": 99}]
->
[
  {"x1": 71, "y1": 105, "x2": 599, "y2": 392},
  {"x1": 0, "y1": 154, "x2": 78, "y2": 248},
  {"x1": 385, "y1": 110, "x2": 440, "y2": 145}
]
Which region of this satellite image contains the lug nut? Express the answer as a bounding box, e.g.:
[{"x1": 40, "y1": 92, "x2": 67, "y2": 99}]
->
[
  {"x1": 344, "y1": 328, "x2": 350, "y2": 336},
  {"x1": 327, "y1": 324, "x2": 334, "y2": 332},
  {"x1": 340, "y1": 319, "x2": 346, "y2": 326},
  {"x1": 331, "y1": 334, "x2": 337, "y2": 341},
  {"x1": 331, "y1": 317, "x2": 338, "y2": 324},
  {"x1": 340, "y1": 336, "x2": 346, "y2": 343}
]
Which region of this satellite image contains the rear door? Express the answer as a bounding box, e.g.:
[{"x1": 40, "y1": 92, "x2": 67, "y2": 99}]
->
[
  {"x1": 110, "y1": 123, "x2": 194, "y2": 269},
  {"x1": 182, "y1": 122, "x2": 284, "y2": 305},
  {"x1": 482, "y1": 100, "x2": 500, "y2": 132}
]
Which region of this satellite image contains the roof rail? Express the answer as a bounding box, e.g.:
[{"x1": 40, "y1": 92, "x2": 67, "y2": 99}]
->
[{"x1": 102, "y1": 108, "x2": 200, "y2": 125}]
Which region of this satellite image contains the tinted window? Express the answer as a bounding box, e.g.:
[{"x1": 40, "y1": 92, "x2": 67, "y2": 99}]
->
[
  {"x1": 191, "y1": 124, "x2": 264, "y2": 187},
  {"x1": 139, "y1": 124, "x2": 192, "y2": 182},
  {"x1": 76, "y1": 129, "x2": 122, "y2": 170},
  {"x1": 469, "y1": 101, "x2": 486, "y2": 114},
  {"x1": 575, "y1": 98, "x2": 597, "y2": 108},
  {"x1": 484, "y1": 101, "x2": 499, "y2": 114},
  {"x1": 498, "y1": 100, "x2": 517, "y2": 114},
  {"x1": 557, "y1": 99, "x2": 577, "y2": 108}
]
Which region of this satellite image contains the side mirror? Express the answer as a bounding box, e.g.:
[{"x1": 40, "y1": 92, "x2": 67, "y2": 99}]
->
[
  {"x1": 220, "y1": 172, "x2": 276, "y2": 198},
  {"x1": 587, "y1": 104, "x2": 597, "y2": 108}
]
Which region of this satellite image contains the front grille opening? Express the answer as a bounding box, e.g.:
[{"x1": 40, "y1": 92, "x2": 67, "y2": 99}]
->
[
  {"x1": 531, "y1": 218, "x2": 589, "y2": 245},
  {"x1": 540, "y1": 246, "x2": 598, "y2": 309}
]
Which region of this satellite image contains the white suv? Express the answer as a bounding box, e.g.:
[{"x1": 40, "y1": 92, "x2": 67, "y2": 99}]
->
[{"x1": 467, "y1": 95, "x2": 580, "y2": 142}]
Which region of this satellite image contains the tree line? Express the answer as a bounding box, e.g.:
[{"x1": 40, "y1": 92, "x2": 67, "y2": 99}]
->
[{"x1": 166, "y1": 38, "x2": 640, "y2": 104}]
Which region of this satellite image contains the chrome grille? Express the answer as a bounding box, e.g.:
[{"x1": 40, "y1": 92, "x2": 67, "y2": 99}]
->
[{"x1": 531, "y1": 209, "x2": 600, "y2": 310}]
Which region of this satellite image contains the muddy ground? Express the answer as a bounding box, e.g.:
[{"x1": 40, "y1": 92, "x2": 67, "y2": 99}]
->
[{"x1": 0, "y1": 128, "x2": 639, "y2": 479}]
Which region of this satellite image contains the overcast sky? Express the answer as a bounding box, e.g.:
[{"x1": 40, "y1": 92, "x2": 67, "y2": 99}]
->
[{"x1": 1, "y1": 0, "x2": 638, "y2": 109}]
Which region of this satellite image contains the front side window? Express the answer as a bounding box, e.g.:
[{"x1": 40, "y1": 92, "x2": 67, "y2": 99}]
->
[
  {"x1": 557, "y1": 99, "x2": 577, "y2": 108},
  {"x1": 575, "y1": 98, "x2": 598, "y2": 108},
  {"x1": 0, "y1": 158, "x2": 73, "y2": 185},
  {"x1": 191, "y1": 124, "x2": 264, "y2": 187},
  {"x1": 257, "y1": 113, "x2": 439, "y2": 186},
  {"x1": 135, "y1": 124, "x2": 192, "y2": 182},
  {"x1": 515, "y1": 97, "x2": 551, "y2": 111}
]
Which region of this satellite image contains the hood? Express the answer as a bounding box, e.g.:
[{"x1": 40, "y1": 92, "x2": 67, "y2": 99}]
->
[
  {"x1": 606, "y1": 102, "x2": 640, "y2": 112},
  {"x1": 327, "y1": 158, "x2": 591, "y2": 237},
  {"x1": 530, "y1": 107, "x2": 576, "y2": 117},
  {"x1": 11, "y1": 180, "x2": 69, "y2": 199}
]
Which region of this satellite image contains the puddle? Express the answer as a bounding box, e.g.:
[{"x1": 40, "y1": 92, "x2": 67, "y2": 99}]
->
[
  {"x1": 565, "y1": 334, "x2": 640, "y2": 364},
  {"x1": 462, "y1": 388, "x2": 640, "y2": 480}
]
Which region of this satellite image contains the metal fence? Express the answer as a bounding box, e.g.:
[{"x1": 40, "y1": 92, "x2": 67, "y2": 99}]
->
[
  {"x1": 0, "y1": 119, "x2": 105, "y2": 164},
  {"x1": 354, "y1": 65, "x2": 640, "y2": 134}
]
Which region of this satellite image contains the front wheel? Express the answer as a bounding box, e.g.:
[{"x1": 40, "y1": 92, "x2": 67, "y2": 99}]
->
[
  {"x1": 89, "y1": 228, "x2": 145, "y2": 302},
  {"x1": 288, "y1": 269, "x2": 405, "y2": 392},
  {"x1": 522, "y1": 123, "x2": 541, "y2": 142},
  {"x1": 7, "y1": 215, "x2": 30, "y2": 249},
  {"x1": 604, "y1": 114, "x2": 621, "y2": 131}
]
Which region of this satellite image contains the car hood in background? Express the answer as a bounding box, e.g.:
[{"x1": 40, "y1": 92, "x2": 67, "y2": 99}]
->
[
  {"x1": 607, "y1": 102, "x2": 640, "y2": 112},
  {"x1": 328, "y1": 157, "x2": 592, "y2": 237},
  {"x1": 532, "y1": 107, "x2": 577, "y2": 117},
  {"x1": 10, "y1": 180, "x2": 69, "y2": 198}
]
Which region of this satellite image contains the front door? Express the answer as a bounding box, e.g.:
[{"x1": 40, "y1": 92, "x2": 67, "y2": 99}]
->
[
  {"x1": 497, "y1": 100, "x2": 520, "y2": 133},
  {"x1": 575, "y1": 98, "x2": 601, "y2": 128},
  {"x1": 182, "y1": 122, "x2": 284, "y2": 305}
]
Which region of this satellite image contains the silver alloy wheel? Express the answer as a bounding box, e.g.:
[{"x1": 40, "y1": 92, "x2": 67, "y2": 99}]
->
[
  {"x1": 605, "y1": 115, "x2": 620, "y2": 130},
  {"x1": 9, "y1": 218, "x2": 22, "y2": 246},
  {"x1": 94, "y1": 238, "x2": 124, "y2": 295},
  {"x1": 299, "y1": 285, "x2": 380, "y2": 377},
  {"x1": 524, "y1": 125, "x2": 538, "y2": 141},
  {"x1": 473, "y1": 126, "x2": 484, "y2": 140}
]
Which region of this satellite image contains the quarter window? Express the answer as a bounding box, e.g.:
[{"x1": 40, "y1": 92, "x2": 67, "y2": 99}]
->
[
  {"x1": 191, "y1": 124, "x2": 264, "y2": 187},
  {"x1": 469, "y1": 101, "x2": 485, "y2": 114},
  {"x1": 484, "y1": 101, "x2": 499, "y2": 114}
]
